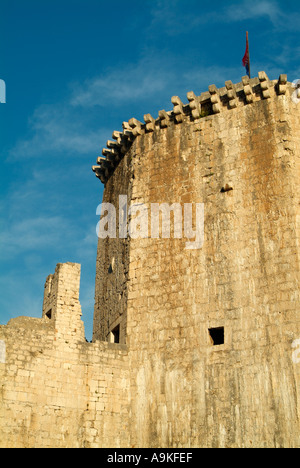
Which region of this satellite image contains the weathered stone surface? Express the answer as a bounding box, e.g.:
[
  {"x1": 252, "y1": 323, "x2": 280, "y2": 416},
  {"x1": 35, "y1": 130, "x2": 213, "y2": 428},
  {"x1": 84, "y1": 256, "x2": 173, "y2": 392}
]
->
[{"x1": 94, "y1": 73, "x2": 300, "y2": 448}]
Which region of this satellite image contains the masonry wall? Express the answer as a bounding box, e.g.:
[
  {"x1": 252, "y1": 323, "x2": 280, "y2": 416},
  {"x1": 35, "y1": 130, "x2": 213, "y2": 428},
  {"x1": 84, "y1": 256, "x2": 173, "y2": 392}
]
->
[{"x1": 0, "y1": 264, "x2": 130, "y2": 448}]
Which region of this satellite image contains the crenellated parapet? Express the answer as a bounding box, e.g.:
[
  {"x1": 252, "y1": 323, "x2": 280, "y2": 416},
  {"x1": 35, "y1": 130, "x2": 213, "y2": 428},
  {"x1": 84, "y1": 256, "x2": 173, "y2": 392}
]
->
[{"x1": 92, "y1": 72, "x2": 290, "y2": 185}]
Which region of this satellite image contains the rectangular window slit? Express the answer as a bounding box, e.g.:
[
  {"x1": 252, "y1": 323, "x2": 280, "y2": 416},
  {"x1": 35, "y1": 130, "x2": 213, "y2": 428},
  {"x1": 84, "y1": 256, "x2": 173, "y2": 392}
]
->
[
  {"x1": 110, "y1": 325, "x2": 120, "y2": 344},
  {"x1": 46, "y1": 309, "x2": 52, "y2": 320},
  {"x1": 209, "y1": 327, "x2": 224, "y2": 346}
]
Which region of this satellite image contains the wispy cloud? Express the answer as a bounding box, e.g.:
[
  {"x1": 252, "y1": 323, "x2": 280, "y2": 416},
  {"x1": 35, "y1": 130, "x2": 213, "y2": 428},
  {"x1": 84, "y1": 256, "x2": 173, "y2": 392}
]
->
[
  {"x1": 70, "y1": 56, "x2": 174, "y2": 108},
  {"x1": 149, "y1": 0, "x2": 300, "y2": 34},
  {"x1": 70, "y1": 53, "x2": 242, "y2": 116},
  {"x1": 9, "y1": 57, "x2": 174, "y2": 160},
  {"x1": 225, "y1": 0, "x2": 282, "y2": 24},
  {"x1": 8, "y1": 56, "x2": 247, "y2": 165},
  {"x1": 225, "y1": 0, "x2": 300, "y2": 30},
  {"x1": 0, "y1": 215, "x2": 70, "y2": 260},
  {"x1": 9, "y1": 103, "x2": 108, "y2": 160},
  {"x1": 11, "y1": 0, "x2": 297, "y2": 163},
  {"x1": 0, "y1": 153, "x2": 99, "y2": 264}
]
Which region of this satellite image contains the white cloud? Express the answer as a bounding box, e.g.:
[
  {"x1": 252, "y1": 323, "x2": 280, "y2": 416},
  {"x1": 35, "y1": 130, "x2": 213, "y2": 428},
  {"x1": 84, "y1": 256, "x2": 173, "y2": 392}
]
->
[
  {"x1": 9, "y1": 56, "x2": 172, "y2": 160},
  {"x1": 70, "y1": 56, "x2": 173, "y2": 108},
  {"x1": 0, "y1": 216, "x2": 69, "y2": 259},
  {"x1": 224, "y1": 0, "x2": 300, "y2": 31},
  {"x1": 7, "y1": 57, "x2": 246, "y2": 167},
  {"x1": 9, "y1": 102, "x2": 108, "y2": 160},
  {"x1": 149, "y1": 0, "x2": 300, "y2": 34},
  {"x1": 13, "y1": 1, "x2": 296, "y2": 164},
  {"x1": 70, "y1": 52, "x2": 243, "y2": 116},
  {"x1": 225, "y1": 0, "x2": 281, "y2": 23},
  {"x1": 0, "y1": 162, "x2": 98, "y2": 262}
]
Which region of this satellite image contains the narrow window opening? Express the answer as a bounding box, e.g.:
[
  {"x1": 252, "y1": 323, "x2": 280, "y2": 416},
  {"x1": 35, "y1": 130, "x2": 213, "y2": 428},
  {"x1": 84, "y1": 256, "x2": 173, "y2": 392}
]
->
[
  {"x1": 108, "y1": 257, "x2": 115, "y2": 274},
  {"x1": 221, "y1": 184, "x2": 233, "y2": 193},
  {"x1": 209, "y1": 327, "x2": 224, "y2": 346},
  {"x1": 46, "y1": 309, "x2": 52, "y2": 320},
  {"x1": 110, "y1": 325, "x2": 120, "y2": 344}
]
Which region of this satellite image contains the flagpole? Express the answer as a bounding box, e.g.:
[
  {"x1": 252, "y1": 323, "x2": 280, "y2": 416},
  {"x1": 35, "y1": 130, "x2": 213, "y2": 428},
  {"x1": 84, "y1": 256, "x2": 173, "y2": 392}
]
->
[{"x1": 246, "y1": 31, "x2": 251, "y2": 79}]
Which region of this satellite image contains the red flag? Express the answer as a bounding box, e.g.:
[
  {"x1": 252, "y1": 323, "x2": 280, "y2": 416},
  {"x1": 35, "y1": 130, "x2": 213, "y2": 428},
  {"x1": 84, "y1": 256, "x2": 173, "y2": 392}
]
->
[{"x1": 242, "y1": 32, "x2": 250, "y2": 78}]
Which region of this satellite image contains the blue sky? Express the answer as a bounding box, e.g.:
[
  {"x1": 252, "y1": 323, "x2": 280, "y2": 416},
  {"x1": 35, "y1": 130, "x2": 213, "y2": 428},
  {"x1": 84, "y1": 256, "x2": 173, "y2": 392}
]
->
[{"x1": 1, "y1": 0, "x2": 300, "y2": 340}]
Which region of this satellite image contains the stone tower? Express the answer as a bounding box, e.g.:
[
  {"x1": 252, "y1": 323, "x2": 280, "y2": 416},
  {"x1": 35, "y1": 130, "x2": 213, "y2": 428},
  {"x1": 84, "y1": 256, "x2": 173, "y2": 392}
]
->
[
  {"x1": 0, "y1": 72, "x2": 299, "y2": 448},
  {"x1": 92, "y1": 72, "x2": 300, "y2": 447}
]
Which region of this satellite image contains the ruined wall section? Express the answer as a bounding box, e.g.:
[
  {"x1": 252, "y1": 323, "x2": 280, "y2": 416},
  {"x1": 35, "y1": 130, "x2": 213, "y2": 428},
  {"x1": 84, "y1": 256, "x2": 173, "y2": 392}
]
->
[
  {"x1": 42, "y1": 262, "x2": 85, "y2": 341},
  {"x1": 0, "y1": 263, "x2": 130, "y2": 448}
]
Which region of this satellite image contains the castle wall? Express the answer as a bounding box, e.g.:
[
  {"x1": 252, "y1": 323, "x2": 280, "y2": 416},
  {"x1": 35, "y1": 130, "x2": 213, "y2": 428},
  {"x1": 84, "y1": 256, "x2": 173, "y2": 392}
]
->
[{"x1": 0, "y1": 263, "x2": 130, "y2": 448}]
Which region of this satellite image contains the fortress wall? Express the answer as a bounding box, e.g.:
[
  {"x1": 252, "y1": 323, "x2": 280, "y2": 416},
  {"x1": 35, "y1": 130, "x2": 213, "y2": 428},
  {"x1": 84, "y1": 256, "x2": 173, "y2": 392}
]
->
[
  {"x1": 0, "y1": 264, "x2": 130, "y2": 448},
  {"x1": 123, "y1": 86, "x2": 300, "y2": 447}
]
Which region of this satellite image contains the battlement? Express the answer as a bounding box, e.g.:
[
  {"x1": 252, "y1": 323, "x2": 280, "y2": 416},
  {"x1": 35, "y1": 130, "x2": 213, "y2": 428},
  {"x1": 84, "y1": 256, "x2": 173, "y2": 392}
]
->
[{"x1": 92, "y1": 72, "x2": 290, "y2": 184}]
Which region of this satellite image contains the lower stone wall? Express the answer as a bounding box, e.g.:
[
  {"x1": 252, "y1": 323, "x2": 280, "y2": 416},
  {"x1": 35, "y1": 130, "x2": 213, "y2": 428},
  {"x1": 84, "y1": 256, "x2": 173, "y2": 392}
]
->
[{"x1": 0, "y1": 317, "x2": 129, "y2": 448}]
